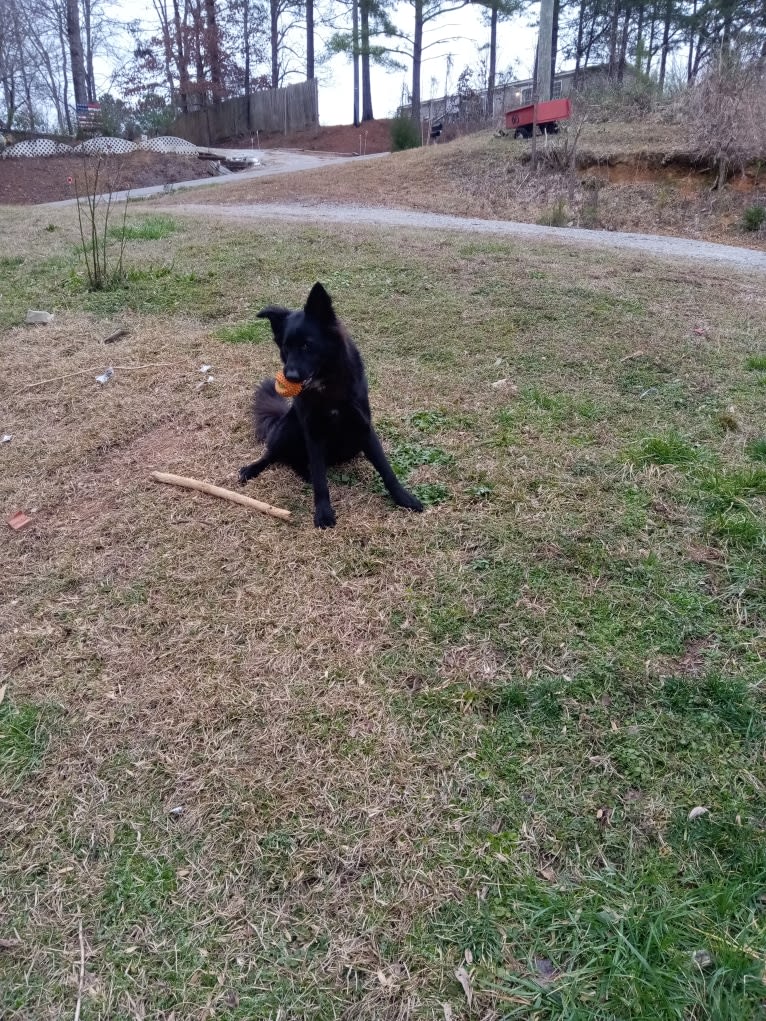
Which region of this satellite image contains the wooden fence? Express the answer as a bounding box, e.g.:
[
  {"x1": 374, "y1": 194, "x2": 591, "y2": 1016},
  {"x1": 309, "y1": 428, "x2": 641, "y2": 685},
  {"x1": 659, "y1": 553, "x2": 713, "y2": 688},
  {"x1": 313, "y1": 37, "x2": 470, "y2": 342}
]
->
[{"x1": 170, "y1": 80, "x2": 318, "y2": 147}]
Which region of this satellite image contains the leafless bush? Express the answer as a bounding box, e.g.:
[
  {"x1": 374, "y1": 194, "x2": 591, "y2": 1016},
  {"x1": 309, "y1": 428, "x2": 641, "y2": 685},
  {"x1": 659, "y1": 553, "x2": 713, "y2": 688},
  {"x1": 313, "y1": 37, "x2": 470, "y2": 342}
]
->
[
  {"x1": 570, "y1": 77, "x2": 672, "y2": 124},
  {"x1": 73, "y1": 155, "x2": 129, "y2": 290},
  {"x1": 683, "y1": 56, "x2": 766, "y2": 189}
]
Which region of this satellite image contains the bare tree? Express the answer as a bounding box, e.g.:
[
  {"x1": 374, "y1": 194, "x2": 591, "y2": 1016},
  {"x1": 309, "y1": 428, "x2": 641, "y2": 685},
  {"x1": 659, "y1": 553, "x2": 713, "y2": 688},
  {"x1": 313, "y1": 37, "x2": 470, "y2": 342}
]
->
[{"x1": 475, "y1": 0, "x2": 521, "y2": 121}]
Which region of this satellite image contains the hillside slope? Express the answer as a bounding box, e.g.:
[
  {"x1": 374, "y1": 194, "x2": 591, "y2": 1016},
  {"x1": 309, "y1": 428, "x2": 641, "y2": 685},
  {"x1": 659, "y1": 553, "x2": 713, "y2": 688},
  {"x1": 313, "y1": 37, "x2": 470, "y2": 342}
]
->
[{"x1": 163, "y1": 121, "x2": 765, "y2": 249}]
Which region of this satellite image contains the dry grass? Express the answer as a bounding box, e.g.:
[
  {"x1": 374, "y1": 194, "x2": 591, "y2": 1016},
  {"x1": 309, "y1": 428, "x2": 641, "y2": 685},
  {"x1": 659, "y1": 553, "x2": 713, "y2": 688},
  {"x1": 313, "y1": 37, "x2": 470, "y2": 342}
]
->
[
  {"x1": 156, "y1": 122, "x2": 766, "y2": 249},
  {"x1": 1, "y1": 204, "x2": 765, "y2": 1019}
]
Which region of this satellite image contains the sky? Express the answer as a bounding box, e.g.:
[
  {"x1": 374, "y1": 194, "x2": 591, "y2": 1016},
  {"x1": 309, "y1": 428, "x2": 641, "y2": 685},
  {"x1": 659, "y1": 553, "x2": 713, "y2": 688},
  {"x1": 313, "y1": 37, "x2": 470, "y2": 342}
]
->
[{"x1": 102, "y1": 1, "x2": 541, "y2": 126}]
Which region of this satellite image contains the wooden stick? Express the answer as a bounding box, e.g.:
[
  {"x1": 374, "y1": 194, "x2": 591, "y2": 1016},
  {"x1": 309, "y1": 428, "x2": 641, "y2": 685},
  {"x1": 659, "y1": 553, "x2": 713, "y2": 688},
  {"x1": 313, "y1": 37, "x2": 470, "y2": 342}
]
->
[
  {"x1": 103, "y1": 327, "x2": 130, "y2": 344},
  {"x1": 151, "y1": 471, "x2": 291, "y2": 521}
]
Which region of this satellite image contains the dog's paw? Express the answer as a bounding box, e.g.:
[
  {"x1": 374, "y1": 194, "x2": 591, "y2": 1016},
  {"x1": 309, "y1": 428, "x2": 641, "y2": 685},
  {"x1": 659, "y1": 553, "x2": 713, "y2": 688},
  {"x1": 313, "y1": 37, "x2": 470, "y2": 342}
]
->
[
  {"x1": 314, "y1": 503, "x2": 336, "y2": 529},
  {"x1": 238, "y1": 466, "x2": 252, "y2": 486},
  {"x1": 396, "y1": 489, "x2": 424, "y2": 513}
]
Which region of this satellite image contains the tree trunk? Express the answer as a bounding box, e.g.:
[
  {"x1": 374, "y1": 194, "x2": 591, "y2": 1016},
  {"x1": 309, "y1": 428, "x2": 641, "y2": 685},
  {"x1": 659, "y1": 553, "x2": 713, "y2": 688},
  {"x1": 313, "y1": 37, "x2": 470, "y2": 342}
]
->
[
  {"x1": 172, "y1": 0, "x2": 190, "y2": 112},
  {"x1": 192, "y1": 0, "x2": 205, "y2": 104},
  {"x1": 687, "y1": 0, "x2": 696, "y2": 80},
  {"x1": 645, "y1": 7, "x2": 657, "y2": 76},
  {"x1": 411, "y1": 0, "x2": 423, "y2": 124},
  {"x1": 306, "y1": 0, "x2": 314, "y2": 79},
  {"x1": 152, "y1": 0, "x2": 177, "y2": 109},
  {"x1": 361, "y1": 0, "x2": 373, "y2": 120},
  {"x1": 67, "y1": 0, "x2": 88, "y2": 106},
  {"x1": 205, "y1": 0, "x2": 223, "y2": 101},
  {"x1": 83, "y1": 0, "x2": 96, "y2": 101},
  {"x1": 573, "y1": 0, "x2": 585, "y2": 88},
  {"x1": 55, "y1": 3, "x2": 73, "y2": 132},
  {"x1": 488, "y1": 1, "x2": 498, "y2": 120},
  {"x1": 550, "y1": 0, "x2": 560, "y2": 98},
  {"x1": 270, "y1": 0, "x2": 279, "y2": 87},
  {"x1": 583, "y1": 4, "x2": 598, "y2": 72},
  {"x1": 243, "y1": 0, "x2": 251, "y2": 95},
  {"x1": 721, "y1": 7, "x2": 733, "y2": 53},
  {"x1": 617, "y1": 4, "x2": 632, "y2": 81},
  {"x1": 608, "y1": 0, "x2": 621, "y2": 78},
  {"x1": 352, "y1": 0, "x2": 360, "y2": 125},
  {"x1": 634, "y1": 1, "x2": 645, "y2": 75},
  {"x1": 658, "y1": 0, "x2": 672, "y2": 92}
]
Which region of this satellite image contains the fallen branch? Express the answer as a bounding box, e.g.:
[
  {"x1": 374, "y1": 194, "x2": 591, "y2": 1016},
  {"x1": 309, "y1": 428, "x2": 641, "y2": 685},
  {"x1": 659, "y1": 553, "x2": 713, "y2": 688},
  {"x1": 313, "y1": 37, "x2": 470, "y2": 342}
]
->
[
  {"x1": 151, "y1": 471, "x2": 291, "y2": 521},
  {"x1": 103, "y1": 327, "x2": 130, "y2": 344},
  {"x1": 18, "y1": 363, "x2": 177, "y2": 393}
]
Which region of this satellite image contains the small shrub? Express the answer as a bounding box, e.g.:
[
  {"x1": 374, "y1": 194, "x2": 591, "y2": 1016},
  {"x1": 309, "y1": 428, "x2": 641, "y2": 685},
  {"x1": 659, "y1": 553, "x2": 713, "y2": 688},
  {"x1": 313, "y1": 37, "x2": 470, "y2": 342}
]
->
[
  {"x1": 74, "y1": 155, "x2": 128, "y2": 291},
  {"x1": 684, "y1": 57, "x2": 766, "y2": 189},
  {"x1": 628, "y1": 432, "x2": 701, "y2": 467},
  {"x1": 746, "y1": 438, "x2": 766, "y2": 462},
  {"x1": 390, "y1": 116, "x2": 420, "y2": 151},
  {"x1": 742, "y1": 205, "x2": 766, "y2": 232},
  {"x1": 537, "y1": 197, "x2": 568, "y2": 227}
]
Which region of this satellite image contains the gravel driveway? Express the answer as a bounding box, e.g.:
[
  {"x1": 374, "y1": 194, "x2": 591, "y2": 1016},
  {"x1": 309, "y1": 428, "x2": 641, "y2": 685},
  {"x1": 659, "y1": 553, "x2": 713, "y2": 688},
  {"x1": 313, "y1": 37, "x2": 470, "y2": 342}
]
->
[{"x1": 156, "y1": 199, "x2": 766, "y2": 273}]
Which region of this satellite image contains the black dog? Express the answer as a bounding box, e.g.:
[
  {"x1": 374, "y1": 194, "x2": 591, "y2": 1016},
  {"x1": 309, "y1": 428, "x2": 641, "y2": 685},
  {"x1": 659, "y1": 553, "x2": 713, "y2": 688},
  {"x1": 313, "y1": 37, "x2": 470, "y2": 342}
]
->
[{"x1": 238, "y1": 282, "x2": 423, "y2": 528}]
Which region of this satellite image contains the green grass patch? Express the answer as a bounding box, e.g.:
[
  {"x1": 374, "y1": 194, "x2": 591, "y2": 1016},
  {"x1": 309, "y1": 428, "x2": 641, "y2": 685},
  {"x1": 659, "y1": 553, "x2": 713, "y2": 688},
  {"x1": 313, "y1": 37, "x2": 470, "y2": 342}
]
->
[
  {"x1": 387, "y1": 441, "x2": 453, "y2": 476},
  {"x1": 471, "y1": 858, "x2": 766, "y2": 1019},
  {"x1": 110, "y1": 215, "x2": 178, "y2": 241},
  {"x1": 745, "y1": 354, "x2": 766, "y2": 371},
  {"x1": 215, "y1": 320, "x2": 268, "y2": 344},
  {"x1": 83, "y1": 265, "x2": 223, "y2": 317},
  {"x1": 0, "y1": 700, "x2": 55, "y2": 789},
  {"x1": 746, "y1": 437, "x2": 766, "y2": 462},
  {"x1": 409, "y1": 409, "x2": 474, "y2": 434},
  {"x1": 627, "y1": 431, "x2": 703, "y2": 467}
]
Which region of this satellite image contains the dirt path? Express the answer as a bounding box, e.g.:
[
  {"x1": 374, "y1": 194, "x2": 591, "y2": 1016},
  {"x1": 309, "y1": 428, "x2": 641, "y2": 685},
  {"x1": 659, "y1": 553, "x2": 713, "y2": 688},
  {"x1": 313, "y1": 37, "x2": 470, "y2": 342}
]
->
[
  {"x1": 42, "y1": 150, "x2": 369, "y2": 207},
  {"x1": 152, "y1": 199, "x2": 766, "y2": 273}
]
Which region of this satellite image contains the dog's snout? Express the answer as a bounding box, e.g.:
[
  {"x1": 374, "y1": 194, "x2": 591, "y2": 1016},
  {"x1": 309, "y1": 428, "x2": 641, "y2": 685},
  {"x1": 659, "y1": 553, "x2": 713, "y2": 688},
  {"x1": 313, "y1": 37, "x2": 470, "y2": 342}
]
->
[{"x1": 284, "y1": 367, "x2": 303, "y2": 383}]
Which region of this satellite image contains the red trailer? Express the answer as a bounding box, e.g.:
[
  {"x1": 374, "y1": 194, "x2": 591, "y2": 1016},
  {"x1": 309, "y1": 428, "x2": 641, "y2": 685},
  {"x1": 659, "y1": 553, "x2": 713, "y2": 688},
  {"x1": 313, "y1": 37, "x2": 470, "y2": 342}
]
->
[{"x1": 505, "y1": 98, "x2": 572, "y2": 139}]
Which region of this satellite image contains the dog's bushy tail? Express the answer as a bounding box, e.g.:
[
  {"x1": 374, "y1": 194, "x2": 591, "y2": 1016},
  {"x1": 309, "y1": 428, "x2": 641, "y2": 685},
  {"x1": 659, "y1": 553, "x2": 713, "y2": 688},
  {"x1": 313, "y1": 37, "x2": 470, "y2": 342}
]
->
[{"x1": 253, "y1": 378, "x2": 288, "y2": 443}]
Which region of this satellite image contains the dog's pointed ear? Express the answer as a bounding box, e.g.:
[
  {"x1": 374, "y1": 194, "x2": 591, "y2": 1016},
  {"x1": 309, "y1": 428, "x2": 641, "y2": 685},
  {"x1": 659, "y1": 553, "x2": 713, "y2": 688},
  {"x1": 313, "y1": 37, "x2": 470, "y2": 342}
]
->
[
  {"x1": 304, "y1": 282, "x2": 335, "y2": 325},
  {"x1": 256, "y1": 305, "x2": 290, "y2": 342}
]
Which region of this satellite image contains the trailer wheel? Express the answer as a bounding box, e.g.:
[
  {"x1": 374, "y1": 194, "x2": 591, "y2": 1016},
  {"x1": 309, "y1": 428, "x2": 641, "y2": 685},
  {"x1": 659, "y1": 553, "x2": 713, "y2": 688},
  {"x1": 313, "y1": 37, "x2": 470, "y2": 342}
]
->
[{"x1": 514, "y1": 126, "x2": 532, "y2": 139}]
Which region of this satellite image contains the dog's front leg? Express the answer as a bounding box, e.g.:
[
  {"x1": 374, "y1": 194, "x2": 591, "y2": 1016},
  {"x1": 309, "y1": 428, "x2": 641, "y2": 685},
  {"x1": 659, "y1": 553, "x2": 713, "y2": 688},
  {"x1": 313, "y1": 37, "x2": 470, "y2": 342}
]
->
[
  {"x1": 238, "y1": 453, "x2": 273, "y2": 485},
  {"x1": 363, "y1": 429, "x2": 424, "y2": 513},
  {"x1": 304, "y1": 432, "x2": 336, "y2": 528}
]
